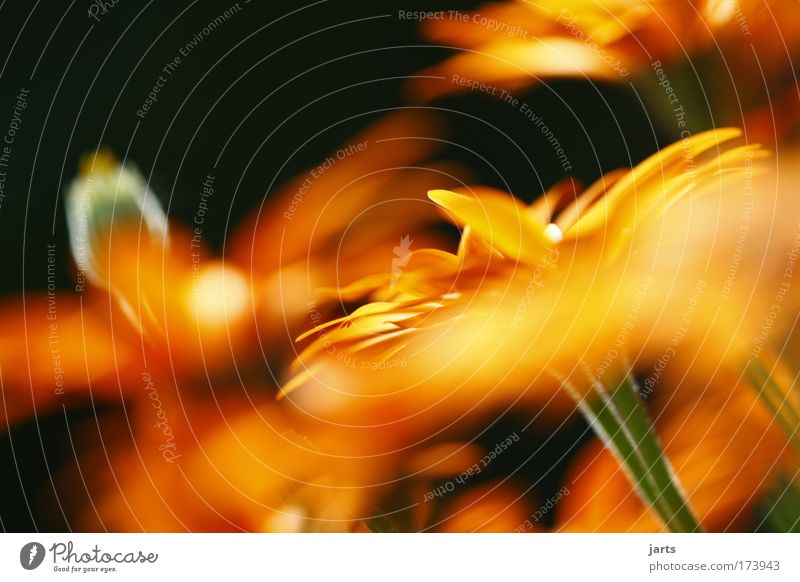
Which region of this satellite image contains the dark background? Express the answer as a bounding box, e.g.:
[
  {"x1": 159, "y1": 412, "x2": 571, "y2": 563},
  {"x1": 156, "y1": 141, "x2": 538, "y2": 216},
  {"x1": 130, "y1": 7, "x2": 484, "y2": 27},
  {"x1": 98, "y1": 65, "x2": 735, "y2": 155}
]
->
[{"x1": 0, "y1": 0, "x2": 664, "y2": 531}]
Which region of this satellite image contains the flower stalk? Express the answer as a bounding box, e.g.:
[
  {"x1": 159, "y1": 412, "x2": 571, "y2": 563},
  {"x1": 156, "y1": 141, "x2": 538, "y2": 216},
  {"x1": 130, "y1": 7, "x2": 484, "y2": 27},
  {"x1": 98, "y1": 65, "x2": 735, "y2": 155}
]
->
[
  {"x1": 746, "y1": 354, "x2": 800, "y2": 455},
  {"x1": 564, "y1": 369, "x2": 702, "y2": 532}
]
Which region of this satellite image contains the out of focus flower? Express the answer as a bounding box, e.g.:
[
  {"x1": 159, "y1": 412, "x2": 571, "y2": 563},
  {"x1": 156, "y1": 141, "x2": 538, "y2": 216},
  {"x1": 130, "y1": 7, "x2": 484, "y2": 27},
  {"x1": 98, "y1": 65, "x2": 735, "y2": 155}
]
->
[
  {"x1": 75, "y1": 392, "x2": 525, "y2": 531},
  {"x1": 0, "y1": 112, "x2": 461, "y2": 428},
  {"x1": 226, "y1": 110, "x2": 466, "y2": 359},
  {"x1": 410, "y1": 1, "x2": 800, "y2": 140},
  {"x1": 65, "y1": 149, "x2": 255, "y2": 370},
  {"x1": 4, "y1": 113, "x2": 475, "y2": 531},
  {"x1": 414, "y1": 0, "x2": 800, "y2": 93},
  {"x1": 0, "y1": 293, "x2": 137, "y2": 430},
  {"x1": 76, "y1": 402, "x2": 391, "y2": 532},
  {"x1": 433, "y1": 481, "x2": 535, "y2": 532}
]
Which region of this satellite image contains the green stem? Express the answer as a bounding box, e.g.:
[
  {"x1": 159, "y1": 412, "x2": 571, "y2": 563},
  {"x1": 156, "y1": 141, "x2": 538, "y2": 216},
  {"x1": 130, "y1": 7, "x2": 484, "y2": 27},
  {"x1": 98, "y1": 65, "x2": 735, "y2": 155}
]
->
[
  {"x1": 762, "y1": 476, "x2": 800, "y2": 533},
  {"x1": 570, "y1": 373, "x2": 702, "y2": 532},
  {"x1": 746, "y1": 357, "x2": 800, "y2": 455}
]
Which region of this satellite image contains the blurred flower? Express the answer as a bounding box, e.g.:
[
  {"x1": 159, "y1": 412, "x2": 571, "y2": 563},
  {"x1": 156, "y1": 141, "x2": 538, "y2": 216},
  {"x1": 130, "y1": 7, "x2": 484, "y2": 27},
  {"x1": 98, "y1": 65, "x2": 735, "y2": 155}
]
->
[
  {"x1": 0, "y1": 113, "x2": 476, "y2": 531},
  {"x1": 414, "y1": 0, "x2": 800, "y2": 93},
  {"x1": 75, "y1": 402, "x2": 395, "y2": 532},
  {"x1": 0, "y1": 293, "x2": 139, "y2": 430},
  {"x1": 0, "y1": 112, "x2": 462, "y2": 428},
  {"x1": 226, "y1": 110, "x2": 467, "y2": 359},
  {"x1": 5, "y1": 1, "x2": 800, "y2": 535},
  {"x1": 433, "y1": 481, "x2": 535, "y2": 532},
  {"x1": 410, "y1": 1, "x2": 800, "y2": 140},
  {"x1": 75, "y1": 394, "x2": 517, "y2": 531}
]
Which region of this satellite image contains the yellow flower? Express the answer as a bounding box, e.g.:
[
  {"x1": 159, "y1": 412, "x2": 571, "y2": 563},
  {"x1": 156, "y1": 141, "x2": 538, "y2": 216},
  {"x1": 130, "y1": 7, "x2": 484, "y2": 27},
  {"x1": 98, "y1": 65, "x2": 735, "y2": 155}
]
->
[{"x1": 278, "y1": 129, "x2": 770, "y2": 533}]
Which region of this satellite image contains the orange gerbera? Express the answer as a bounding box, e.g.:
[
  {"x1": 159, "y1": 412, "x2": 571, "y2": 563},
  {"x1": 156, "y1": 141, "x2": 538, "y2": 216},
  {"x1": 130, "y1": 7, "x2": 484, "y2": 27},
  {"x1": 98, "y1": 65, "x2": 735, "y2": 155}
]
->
[
  {"x1": 282, "y1": 128, "x2": 763, "y2": 420},
  {"x1": 278, "y1": 128, "x2": 771, "y2": 531}
]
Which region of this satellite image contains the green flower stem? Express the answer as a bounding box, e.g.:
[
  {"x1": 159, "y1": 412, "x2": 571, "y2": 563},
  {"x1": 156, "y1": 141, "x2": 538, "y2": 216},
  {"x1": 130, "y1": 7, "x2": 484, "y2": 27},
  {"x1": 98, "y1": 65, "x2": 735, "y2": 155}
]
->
[
  {"x1": 763, "y1": 477, "x2": 800, "y2": 533},
  {"x1": 570, "y1": 373, "x2": 702, "y2": 532},
  {"x1": 746, "y1": 356, "x2": 800, "y2": 455}
]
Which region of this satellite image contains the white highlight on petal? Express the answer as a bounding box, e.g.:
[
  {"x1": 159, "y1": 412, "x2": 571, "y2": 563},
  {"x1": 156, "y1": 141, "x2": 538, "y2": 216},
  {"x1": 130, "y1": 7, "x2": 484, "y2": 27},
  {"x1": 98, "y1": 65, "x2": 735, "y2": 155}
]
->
[
  {"x1": 190, "y1": 262, "x2": 250, "y2": 327},
  {"x1": 262, "y1": 504, "x2": 308, "y2": 532},
  {"x1": 543, "y1": 223, "x2": 564, "y2": 243},
  {"x1": 704, "y1": 0, "x2": 737, "y2": 26}
]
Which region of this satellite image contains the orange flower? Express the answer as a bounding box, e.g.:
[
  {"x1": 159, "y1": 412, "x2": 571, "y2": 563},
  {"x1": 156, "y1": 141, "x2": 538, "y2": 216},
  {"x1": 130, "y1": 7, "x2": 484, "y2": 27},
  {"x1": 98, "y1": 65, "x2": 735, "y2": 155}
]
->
[
  {"x1": 410, "y1": 1, "x2": 800, "y2": 141},
  {"x1": 5, "y1": 114, "x2": 473, "y2": 531},
  {"x1": 434, "y1": 481, "x2": 536, "y2": 532},
  {"x1": 0, "y1": 293, "x2": 140, "y2": 430},
  {"x1": 281, "y1": 129, "x2": 763, "y2": 432},
  {"x1": 76, "y1": 402, "x2": 398, "y2": 532},
  {"x1": 226, "y1": 111, "x2": 466, "y2": 359},
  {"x1": 75, "y1": 393, "x2": 519, "y2": 531},
  {"x1": 413, "y1": 0, "x2": 800, "y2": 96},
  {"x1": 0, "y1": 112, "x2": 461, "y2": 429}
]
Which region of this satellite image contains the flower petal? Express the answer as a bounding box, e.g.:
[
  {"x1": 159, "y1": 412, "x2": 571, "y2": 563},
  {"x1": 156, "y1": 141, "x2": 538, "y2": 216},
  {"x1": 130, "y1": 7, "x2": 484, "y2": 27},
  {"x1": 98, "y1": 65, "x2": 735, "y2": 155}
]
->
[{"x1": 428, "y1": 188, "x2": 553, "y2": 265}]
